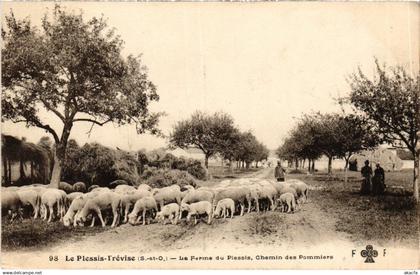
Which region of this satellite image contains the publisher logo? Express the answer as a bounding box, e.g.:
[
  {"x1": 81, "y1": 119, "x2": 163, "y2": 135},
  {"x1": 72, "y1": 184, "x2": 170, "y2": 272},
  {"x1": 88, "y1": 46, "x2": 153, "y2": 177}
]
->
[{"x1": 360, "y1": 245, "x2": 378, "y2": 263}]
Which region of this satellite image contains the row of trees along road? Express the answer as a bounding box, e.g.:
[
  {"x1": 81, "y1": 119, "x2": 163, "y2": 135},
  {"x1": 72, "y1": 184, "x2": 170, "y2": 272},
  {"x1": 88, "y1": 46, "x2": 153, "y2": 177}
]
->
[
  {"x1": 1, "y1": 6, "x2": 162, "y2": 187},
  {"x1": 277, "y1": 113, "x2": 378, "y2": 182},
  {"x1": 169, "y1": 111, "x2": 269, "y2": 169},
  {"x1": 277, "y1": 61, "x2": 419, "y2": 202}
]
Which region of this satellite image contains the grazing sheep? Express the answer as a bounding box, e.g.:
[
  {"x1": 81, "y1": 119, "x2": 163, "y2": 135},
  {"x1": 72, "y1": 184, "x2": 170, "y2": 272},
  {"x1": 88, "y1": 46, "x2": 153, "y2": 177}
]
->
[
  {"x1": 67, "y1": 192, "x2": 84, "y2": 203},
  {"x1": 278, "y1": 192, "x2": 296, "y2": 213},
  {"x1": 2, "y1": 191, "x2": 23, "y2": 221},
  {"x1": 182, "y1": 185, "x2": 195, "y2": 192},
  {"x1": 17, "y1": 189, "x2": 42, "y2": 218},
  {"x1": 153, "y1": 185, "x2": 182, "y2": 210},
  {"x1": 180, "y1": 201, "x2": 212, "y2": 225},
  {"x1": 180, "y1": 190, "x2": 214, "y2": 219},
  {"x1": 128, "y1": 197, "x2": 158, "y2": 226},
  {"x1": 75, "y1": 192, "x2": 122, "y2": 227},
  {"x1": 213, "y1": 187, "x2": 252, "y2": 216},
  {"x1": 180, "y1": 190, "x2": 190, "y2": 200},
  {"x1": 88, "y1": 185, "x2": 100, "y2": 192},
  {"x1": 248, "y1": 185, "x2": 261, "y2": 213},
  {"x1": 121, "y1": 190, "x2": 152, "y2": 223},
  {"x1": 63, "y1": 195, "x2": 89, "y2": 227},
  {"x1": 59, "y1": 181, "x2": 74, "y2": 194},
  {"x1": 70, "y1": 192, "x2": 100, "y2": 227},
  {"x1": 114, "y1": 184, "x2": 137, "y2": 194},
  {"x1": 73, "y1": 182, "x2": 87, "y2": 193},
  {"x1": 256, "y1": 184, "x2": 278, "y2": 211},
  {"x1": 287, "y1": 179, "x2": 309, "y2": 203},
  {"x1": 213, "y1": 198, "x2": 235, "y2": 219},
  {"x1": 5, "y1": 186, "x2": 20, "y2": 191},
  {"x1": 109, "y1": 179, "x2": 130, "y2": 188},
  {"x1": 89, "y1": 187, "x2": 111, "y2": 193},
  {"x1": 137, "y1": 183, "x2": 152, "y2": 192},
  {"x1": 41, "y1": 189, "x2": 66, "y2": 222},
  {"x1": 156, "y1": 203, "x2": 180, "y2": 225},
  {"x1": 181, "y1": 189, "x2": 214, "y2": 204}
]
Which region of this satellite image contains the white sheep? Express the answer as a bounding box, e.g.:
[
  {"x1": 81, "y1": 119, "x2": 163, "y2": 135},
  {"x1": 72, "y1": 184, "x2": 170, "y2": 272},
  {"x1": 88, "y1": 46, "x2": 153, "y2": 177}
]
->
[
  {"x1": 287, "y1": 179, "x2": 309, "y2": 203},
  {"x1": 278, "y1": 192, "x2": 296, "y2": 213},
  {"x1": 63, "y1": 196, "x2": 88, "y2": 227},
  {"x1": 121, "y1": 190, "x2": 152, "y2": 223},
  {"x1": 114, "y1": 184, "x2": 137, "y2": 194},
  {"x1": 213, "y1": 186, "x2": 252, "y2": 216},
  {"x1": 153, "y1": 185, "x2": 182, "y2": 210},
  {"x1": 137, "y1": 183, "x2": 152, "y2": 192},
  {"x1": 180, "y1": 201, "x2": 213, "y2": 225},
  {"x1": 180, "y1": 190, "x2": 214, "y2": 219},
  {"x1": 128, "y1": 197, "x2": 158, "y2": 226},
  {"x1": 40, "y1": 189, "x2": 67, "y2": 222},
  {"x1": 75, "y1": 192, "x2": 122, "y2": 227},
  {"x1": 156, "y1": 203, "x2": 180, "y2": 225},
  {"x1": 2, "y1": 191, "x2": 23, "y2": 221},
  {"x1": 17, "y1": 189, "x2": 42, "y2": 219},
  {"x1": 213, "y1": 198, "x2": 235, "y2": 219}
]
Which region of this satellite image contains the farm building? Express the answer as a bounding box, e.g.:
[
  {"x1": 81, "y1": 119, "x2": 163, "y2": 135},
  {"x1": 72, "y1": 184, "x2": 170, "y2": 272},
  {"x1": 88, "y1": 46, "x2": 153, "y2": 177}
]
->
[
  {"x1": 1, "y1": 134, "x2": 51, "y2": 185},
  {"x1": 349, "y1": 147, "x2": 404, "y2": 172}
]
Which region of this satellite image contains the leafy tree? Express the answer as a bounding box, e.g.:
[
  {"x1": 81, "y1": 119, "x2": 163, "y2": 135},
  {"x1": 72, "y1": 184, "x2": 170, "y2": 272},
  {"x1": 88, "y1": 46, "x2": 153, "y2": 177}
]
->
[
  {"x1": 347, "y1": 61, "x2": 419, "y2": 201},
  {"x1": 170, "y1": 111, "x2": 238, "y2": 168},
  {"x1": 336, "y1": 114, "x2": 379, "y2": 182},
  {"x1": 254, "y1": 142, "x2": 269, "y2": 168},
  {"x1": 234, "y1": 131, "x2": 261, "y2": 169},
  {"x1": 1, "y1": 5, "x2": 161, "y2": 187}
]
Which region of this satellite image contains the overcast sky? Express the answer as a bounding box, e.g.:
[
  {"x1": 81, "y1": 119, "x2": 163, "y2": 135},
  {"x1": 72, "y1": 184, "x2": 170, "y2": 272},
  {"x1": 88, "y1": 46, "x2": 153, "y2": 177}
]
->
[{"x1": 2, "y1": 2, "x2": 419, "y2": 151}]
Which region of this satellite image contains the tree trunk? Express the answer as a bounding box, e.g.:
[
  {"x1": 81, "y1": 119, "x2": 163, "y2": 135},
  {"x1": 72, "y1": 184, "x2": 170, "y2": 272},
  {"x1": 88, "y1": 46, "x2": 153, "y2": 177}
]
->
[
  {"x1": 50, "y1": 155, "x2": 62, "y2": 188},
  {"x1": 228, "y1": 159, "x2": 234, "y2": 173},
  {"x1": 8, "y1": 160, "x2": 12, "y2": 185},
  {"x1": 295, "y1": 159, "x2": 298, "y2": 169},
  {"x1": 3, "y1": 157, "x2": 8, "y2": 186},
  {"x1": 312, "y1": 159, "x2": 315, "y2": 173},
  {"x1": 344, "y1": 158, "x2": 349, "y2": 184},
  {"x1": 327, "y1": 156, "x2": 333, "y2": 175},
  {"x1": 49, "y1": 143, "x2": 67, "y2": 188},
  {"x1": 414, "y1": 152, "x2": 419, "y2": 202},
  {"x1": 308, "y1": 159, "x2": 311, "y2": 173},
  {"x1": 19, "y1": 157, "x2": 26, "y2": 181},
  {"x1": 30, "y1": 161, "x2": 34, "y2": 183},
  {"x1": 204, "y1": 155, "x2": 209, "y2": 169}
]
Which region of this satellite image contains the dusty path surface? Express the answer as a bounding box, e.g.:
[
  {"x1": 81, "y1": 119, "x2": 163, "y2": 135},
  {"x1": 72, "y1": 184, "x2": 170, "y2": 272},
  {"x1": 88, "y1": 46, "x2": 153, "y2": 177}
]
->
[{"x1": 3, "y1": 168, "x2": 360, "y2": 268}]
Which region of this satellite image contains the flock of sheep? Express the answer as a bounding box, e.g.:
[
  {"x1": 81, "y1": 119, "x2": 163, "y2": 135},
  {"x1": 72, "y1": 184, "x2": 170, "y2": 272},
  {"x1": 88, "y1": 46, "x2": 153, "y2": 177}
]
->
[{"x1": 1, "y1": 178, "x2": 309, "y2": 228}]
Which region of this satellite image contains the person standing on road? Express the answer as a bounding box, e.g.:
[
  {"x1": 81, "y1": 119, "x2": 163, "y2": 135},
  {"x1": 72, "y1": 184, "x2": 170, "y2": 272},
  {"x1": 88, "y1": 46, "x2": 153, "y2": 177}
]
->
[
  {"x1": 372, "y1": 163, "x2": 385, "y2": 195},
  {"x1": 275, "y1": 161, "x2": 286, "y2": 182},
  {"x1": 360, "y1": 160, "x2": 372, "y2": 194}
]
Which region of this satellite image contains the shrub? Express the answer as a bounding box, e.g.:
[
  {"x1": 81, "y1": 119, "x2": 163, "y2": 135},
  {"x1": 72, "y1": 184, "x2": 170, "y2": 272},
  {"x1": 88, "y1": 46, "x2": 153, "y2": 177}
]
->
[
  {"x1": 145, "y1": 169, "x2": 197, "y2": 189},
  {"x1": 62, "y1": 142, "x2": 140, "y2": 187},
  {"x1": 143, "y1": 152, "x2": 207, "y2": 180}
]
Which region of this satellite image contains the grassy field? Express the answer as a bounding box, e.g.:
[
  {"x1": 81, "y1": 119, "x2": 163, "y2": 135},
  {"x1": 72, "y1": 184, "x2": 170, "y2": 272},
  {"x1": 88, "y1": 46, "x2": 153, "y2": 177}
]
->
[
  {"x1": 1, "y1": 218, "x2": 107, "y2": 251},
  {"x1": 289, "y1": 169, "x2": 419, "y2": 248}
]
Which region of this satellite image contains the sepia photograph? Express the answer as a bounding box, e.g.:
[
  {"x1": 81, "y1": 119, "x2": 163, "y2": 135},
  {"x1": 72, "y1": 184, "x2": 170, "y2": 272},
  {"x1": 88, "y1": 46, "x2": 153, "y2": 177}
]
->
[{"x1": 1, "y1": 1, "x2": 419, "y2": 270}]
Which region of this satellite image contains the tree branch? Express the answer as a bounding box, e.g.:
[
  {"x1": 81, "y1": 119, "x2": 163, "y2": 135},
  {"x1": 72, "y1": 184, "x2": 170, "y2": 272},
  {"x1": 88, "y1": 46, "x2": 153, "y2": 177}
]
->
[
  {"x1": 14, "y1": 118, "x2": 60, "y2": 143},
  {"x1": 73, "y1": 118, "x2": 112, "y2": 126},
  {"x1": 39, "y1": 98, "x2": 65, "y2": 122}
]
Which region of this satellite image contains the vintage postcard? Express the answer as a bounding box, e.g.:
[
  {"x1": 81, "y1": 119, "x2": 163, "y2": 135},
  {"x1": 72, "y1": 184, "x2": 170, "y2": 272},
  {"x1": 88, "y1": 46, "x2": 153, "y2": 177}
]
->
[{"x1": 1, "y1": 1, "x2": 419, "y2": 270}]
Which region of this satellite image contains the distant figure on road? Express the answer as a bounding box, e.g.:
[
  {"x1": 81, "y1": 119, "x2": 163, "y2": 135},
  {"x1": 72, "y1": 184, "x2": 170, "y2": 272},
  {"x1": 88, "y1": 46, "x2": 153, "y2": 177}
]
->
[
  {"x1": 275, "y1": 161, "x2": 286, "y2": 182},
  {"x1": 360, "y1": 160, "x2": 372, "y2": 194},
  {"x1": 372, "y1": 163, "x2": 385, "y2": 195}
]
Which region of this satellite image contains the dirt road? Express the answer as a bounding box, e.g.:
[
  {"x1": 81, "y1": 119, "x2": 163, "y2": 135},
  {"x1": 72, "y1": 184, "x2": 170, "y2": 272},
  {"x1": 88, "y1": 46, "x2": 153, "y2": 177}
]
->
[{"x1": 3, "y1": 168, "x2": 359, "y2": 268}]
